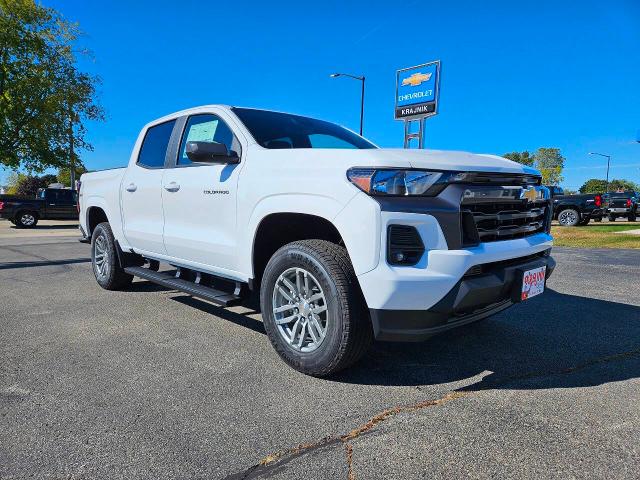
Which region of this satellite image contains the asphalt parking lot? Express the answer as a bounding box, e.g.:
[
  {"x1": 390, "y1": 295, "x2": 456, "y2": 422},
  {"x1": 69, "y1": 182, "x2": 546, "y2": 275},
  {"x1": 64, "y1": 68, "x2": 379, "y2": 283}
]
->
[{"x1": 1, "y1": 220, "x2": 639, "y2": 479}]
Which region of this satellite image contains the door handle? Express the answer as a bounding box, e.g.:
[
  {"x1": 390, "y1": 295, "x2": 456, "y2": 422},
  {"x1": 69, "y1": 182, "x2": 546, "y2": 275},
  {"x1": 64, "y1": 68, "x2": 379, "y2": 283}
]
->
[
  {"x1": 164, "y1": 182, "x2": 180, "y2": 192},
  {"x1": 126, "y1": 183, "x2": 137, "y2": 192}
]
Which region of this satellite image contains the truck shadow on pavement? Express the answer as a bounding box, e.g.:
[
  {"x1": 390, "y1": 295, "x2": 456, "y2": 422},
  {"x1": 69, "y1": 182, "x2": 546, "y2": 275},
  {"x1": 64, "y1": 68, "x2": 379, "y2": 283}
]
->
[{"x1": 333, "y1": 289, "x2": 640, "y2": 391}]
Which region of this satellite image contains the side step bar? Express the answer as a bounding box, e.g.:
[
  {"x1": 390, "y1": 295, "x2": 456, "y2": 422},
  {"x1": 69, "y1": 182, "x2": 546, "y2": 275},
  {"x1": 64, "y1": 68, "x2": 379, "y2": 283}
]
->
[{"x1": 124, "y1": 266, "x2": 241, "y2": 307}]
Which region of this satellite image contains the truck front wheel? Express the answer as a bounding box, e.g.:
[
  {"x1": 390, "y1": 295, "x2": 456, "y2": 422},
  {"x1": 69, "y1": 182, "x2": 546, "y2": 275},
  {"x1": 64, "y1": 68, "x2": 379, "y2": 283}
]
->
[
  {"x1": 260, "y1": 240, "x2": 373, "y2": 377},
  {"x1": 15, "y1": 211, "x2": 38, "y2": 228},
  {"x1": 91, "y1": 222, "x2": 133, "y2": 290}
]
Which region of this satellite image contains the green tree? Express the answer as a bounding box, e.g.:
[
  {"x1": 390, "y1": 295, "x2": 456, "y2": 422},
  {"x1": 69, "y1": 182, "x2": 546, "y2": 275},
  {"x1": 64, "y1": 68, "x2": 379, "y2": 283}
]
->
[
  {"x1": 14, "y1": 173, "x2": 47, "y2": 196},
  {"x1": 57, "y1": 164, "x2": 86, "y2": 187},
  {"x1": 579, "y1": 178, "x2": 607, "y2": 193},
  {"x1": 0, "y1": 0, "x2": 104, "y2": 172},
  {"x1": 503, "y1": 148, "x2": 565, "y2": 185},
  {"x1": 579, "y1": 178, "x2": 639, "y2": 193},
  {"x1": 503, "y1": 151, "x2": 535, "y2": 166},
  {"x1": 533, "y1": 148, "x2": 564, "y2": 185}
]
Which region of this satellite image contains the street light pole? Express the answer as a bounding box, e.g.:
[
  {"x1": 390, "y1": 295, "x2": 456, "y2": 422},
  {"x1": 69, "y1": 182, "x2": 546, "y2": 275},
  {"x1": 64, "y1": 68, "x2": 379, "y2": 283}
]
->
[
  {"x1": 330, "y1": 73, "x2": 365, "y2": 136},
  {"x1": 589, "y1": 152, "x2": 611, "y2": 192}
]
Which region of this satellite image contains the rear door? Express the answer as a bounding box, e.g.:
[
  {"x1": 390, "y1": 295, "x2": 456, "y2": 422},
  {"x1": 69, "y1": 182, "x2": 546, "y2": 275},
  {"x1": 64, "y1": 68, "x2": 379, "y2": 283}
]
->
[
  {"x1": 121, "y1": 119, "x2": 177, "y2": 255},
  {"x1": 161, "y1": 112, "x2": 244, "y2": 273}
]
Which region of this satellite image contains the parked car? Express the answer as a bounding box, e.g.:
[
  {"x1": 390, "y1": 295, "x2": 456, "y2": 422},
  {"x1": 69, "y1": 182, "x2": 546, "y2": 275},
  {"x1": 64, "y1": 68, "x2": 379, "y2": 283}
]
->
[
  {"x1": 605, "y1": 191, "x2": 638, "y2": 222},
  {"x1": 79, "y1": 105, "x2": 555, "y2": 376},
  {"x1": 547, "y1": 186, "x2": 605, "y2": 226},
  {"x1": 0, "y1": 187, "x2": 78, "y2": 227}
]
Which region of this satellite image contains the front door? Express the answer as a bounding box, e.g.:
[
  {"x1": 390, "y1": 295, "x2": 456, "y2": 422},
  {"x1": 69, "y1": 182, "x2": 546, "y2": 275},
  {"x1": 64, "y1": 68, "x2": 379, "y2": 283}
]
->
[
  {"x1": 121, "y1": 119, "x2": 176, "y2": 255},
  {"x1": 161, "y1": 113, "x2": 243, "y2": 274}
]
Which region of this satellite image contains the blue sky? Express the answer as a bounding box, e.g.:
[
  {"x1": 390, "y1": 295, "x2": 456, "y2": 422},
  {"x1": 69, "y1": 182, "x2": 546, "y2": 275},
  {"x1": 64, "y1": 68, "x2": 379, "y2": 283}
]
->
[{"x1": 4, "y1": 0, "x2": 639, "y2": 190}]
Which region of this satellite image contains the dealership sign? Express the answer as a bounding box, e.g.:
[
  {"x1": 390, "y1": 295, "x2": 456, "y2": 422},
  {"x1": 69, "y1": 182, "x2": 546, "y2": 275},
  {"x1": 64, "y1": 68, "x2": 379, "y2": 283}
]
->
[{"x1": 395, "y1": 61, "x2": 440, "y2": 120}]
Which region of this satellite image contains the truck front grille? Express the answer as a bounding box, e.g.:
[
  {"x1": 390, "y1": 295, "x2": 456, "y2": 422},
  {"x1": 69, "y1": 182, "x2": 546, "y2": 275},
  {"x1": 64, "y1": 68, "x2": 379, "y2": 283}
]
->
[{"x1": 466, "y1": 202, "x2": 548, "y2": 242}]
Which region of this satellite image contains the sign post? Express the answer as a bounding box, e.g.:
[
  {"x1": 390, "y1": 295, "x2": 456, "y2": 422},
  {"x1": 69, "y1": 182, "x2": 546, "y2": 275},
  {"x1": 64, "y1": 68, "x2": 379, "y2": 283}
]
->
[{"x1": 395, "y1": 60, "x2": 440, "y2": 148}]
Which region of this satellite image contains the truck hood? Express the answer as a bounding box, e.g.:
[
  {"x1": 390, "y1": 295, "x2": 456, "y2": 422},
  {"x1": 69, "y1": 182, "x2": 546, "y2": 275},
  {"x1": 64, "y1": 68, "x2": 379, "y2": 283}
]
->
[
  {"x1": 251, "y1": 146, "x2": 540, "y2": 176},
  {"x1": 364, "y1": 149, "x2": 540, "y2": 175}
]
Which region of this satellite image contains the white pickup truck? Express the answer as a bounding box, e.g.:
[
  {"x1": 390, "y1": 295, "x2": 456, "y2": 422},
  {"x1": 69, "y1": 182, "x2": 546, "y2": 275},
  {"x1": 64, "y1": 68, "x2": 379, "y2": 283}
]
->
[{"x1": 79, "y1": 105, "x2": 555, "y2": 376}]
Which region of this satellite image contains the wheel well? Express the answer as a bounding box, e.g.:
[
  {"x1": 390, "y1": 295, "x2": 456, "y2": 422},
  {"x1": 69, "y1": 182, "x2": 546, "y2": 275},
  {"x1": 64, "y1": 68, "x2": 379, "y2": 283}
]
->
[
  {"x1": 252, "y1": 213, "x2": 344, "y2": 288},
  {"x1": 15, "y1": 209, "x2": 38, "y2": 219},
  {"x1": 87, "y1": 207, "x2": 108, "y2": 235}
]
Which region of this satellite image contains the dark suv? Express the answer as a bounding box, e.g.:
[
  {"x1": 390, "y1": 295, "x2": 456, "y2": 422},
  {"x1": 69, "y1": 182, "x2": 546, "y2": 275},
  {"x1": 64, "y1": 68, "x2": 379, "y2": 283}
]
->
[{"x1": 606, "y1": 191, "x2": 638, "y2": 222}]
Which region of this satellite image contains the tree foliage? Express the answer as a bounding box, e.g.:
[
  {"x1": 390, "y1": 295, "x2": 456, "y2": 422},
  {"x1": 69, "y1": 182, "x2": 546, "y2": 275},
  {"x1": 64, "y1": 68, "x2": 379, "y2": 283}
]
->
[
  {"x1": 0, "y1": 0, "x2": 104, "y2": 172},
  {"x1": 56, "y1": 163, "x2": 86, "y2": 187},
  {"x1": 533, "y1": 147, "x2": 564, "y2": 186},
  {"x1": 579, "y1": 178, "x2": 640, "y2": 193},
  {"x1": 503, "y1": 151, "x2": 535, "y2": 166},
  {"x1": 7, "y1": 172, "x2": 53, "y2": 195},
  {"x1": 503, "y1": 148, "x2": 565, "y2": 185}
]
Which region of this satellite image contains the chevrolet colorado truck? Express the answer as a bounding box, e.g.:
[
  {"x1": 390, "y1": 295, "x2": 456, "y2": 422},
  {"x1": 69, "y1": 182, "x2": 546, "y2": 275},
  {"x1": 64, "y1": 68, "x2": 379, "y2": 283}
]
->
[
  {"x1": 547, "y1": 186, "x2": 605, "y2": 226},
  {"x1": 605, "y1": 191, "x2": 638, "y2": 222},
  {"x1": 0, "y1": 187, "x2": 78, "y2": 227},
  {"x1": 79, "y1": 105, "x2": 555, "y2": 376}
]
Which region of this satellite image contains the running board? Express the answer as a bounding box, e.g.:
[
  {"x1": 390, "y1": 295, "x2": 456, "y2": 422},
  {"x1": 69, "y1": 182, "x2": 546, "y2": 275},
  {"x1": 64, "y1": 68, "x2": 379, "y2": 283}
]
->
[{"x1": 124, "y1": 266, "x2": 241, "y2": 307}]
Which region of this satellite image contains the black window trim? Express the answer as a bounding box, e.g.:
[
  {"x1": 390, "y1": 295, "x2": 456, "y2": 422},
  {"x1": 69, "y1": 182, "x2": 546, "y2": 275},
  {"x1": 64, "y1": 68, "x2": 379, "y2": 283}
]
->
[
  {"x1": 170, "y1": 113, "x2": 242, "y2": 169},
  {"x1": 136, "y1": 118, "x2": 179, "y2": 170}
]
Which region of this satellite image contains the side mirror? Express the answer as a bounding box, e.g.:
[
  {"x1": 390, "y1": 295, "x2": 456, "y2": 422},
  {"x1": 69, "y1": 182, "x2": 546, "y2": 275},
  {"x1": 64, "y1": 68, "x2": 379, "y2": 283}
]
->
[{"x1": 185, "y1": 141, "x2": 239, "y2": 164}]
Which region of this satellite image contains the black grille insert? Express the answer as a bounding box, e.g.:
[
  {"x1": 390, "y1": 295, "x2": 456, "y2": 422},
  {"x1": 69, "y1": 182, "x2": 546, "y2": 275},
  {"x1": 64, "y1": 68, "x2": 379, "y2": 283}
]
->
[{"x1": 463, "y1": 201, "x2": 549, "y2": 243}]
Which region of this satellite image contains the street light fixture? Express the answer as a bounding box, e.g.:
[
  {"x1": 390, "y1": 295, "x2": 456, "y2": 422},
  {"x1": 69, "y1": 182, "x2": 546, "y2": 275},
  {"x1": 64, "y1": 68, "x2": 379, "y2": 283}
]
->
[
  {"x1": 329, "y1": 72, "x2": 365, "y2": 136},
  {"x1": 588, "y1": 152, "x2": 611, "y2": 192}
]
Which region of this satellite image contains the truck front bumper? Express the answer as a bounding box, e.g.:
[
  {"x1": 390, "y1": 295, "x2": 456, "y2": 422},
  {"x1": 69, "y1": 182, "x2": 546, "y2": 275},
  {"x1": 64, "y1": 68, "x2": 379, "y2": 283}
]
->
[{"x1": 369, "y1": 251, "x2": 555, "y2": 341}]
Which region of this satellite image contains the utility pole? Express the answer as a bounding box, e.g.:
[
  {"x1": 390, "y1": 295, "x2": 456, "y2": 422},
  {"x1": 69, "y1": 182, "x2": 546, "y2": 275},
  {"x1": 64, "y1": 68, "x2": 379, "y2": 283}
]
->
[{"x1": 69, "y1": 107, "x2": 75, "y2": 190}]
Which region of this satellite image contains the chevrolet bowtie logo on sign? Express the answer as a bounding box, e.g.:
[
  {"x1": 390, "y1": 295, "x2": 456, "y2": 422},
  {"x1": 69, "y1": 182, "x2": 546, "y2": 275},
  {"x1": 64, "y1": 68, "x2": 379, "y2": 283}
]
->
[
  {"x1": 395, "y1": 61, "x2": 440, "y2": 120},
  {"x1": 401, "y1": 72, "x2": 432, "y2": 87}
]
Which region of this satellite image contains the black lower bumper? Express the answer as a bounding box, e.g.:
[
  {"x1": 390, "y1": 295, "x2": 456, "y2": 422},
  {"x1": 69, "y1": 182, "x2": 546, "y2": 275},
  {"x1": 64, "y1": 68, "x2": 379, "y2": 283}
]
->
[{"x1": 370, "y1": 252, "x2": 556, "y2": 342}]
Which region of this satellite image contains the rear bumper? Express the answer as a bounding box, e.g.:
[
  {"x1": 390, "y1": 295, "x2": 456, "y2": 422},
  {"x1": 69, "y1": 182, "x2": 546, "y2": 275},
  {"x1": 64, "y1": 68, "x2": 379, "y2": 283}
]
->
[{"x1": 370, "y1": 253, "x2": 555, "y2": 342}]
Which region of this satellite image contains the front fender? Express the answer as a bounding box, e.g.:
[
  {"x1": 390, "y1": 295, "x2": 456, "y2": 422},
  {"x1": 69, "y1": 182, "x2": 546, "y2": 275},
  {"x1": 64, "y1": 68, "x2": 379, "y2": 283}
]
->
[{"x1": 240, "y1": 192, "x2": 355, "y2": 277}]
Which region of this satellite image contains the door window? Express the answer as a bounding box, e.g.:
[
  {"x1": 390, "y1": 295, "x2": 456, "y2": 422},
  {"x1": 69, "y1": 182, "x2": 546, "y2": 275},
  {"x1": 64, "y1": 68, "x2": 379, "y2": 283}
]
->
[
  {"x1": 137, "y1": 120, "x2": 176, "y2": 168},
  {"x1": 178, "y1": 114, "x2": 240, "y2": 165}
]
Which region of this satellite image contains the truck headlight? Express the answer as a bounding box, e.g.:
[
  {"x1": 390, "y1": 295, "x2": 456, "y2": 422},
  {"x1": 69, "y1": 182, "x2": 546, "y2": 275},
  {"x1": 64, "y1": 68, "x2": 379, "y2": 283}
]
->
[{"x1": 347, "y1": 168, "x2": 467, "y2": 196}]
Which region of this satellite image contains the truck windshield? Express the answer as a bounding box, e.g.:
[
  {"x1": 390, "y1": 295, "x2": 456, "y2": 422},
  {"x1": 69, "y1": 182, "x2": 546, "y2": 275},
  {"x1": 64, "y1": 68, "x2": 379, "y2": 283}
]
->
[{"x1": 232, "y1": 108, "x2": 376, "y2": 150}]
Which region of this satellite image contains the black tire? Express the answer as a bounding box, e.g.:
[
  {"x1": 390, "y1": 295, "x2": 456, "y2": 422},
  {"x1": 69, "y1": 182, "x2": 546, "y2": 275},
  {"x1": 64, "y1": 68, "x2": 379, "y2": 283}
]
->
[
  {"x1": 629, "y1": 214, "x2": 637, "y2": 222},
  {"x1": 594, "y1": 216, "x2": 602, "y2": 222},
  {"x1": 609, "y1": 214, "x2": 616, "y2": 222},
  {"x1": 260, "y1": 240, "x2": 373, "y2": 377},
  {"x1": 15, "y1": 211, "x2": 38, "y2": 228},
  {"x1": 91, "y1": 222, "x2": 133, "y2": 290},
  {"x1": 557, "y1": 208, "x2": 580, "y2": 227}
]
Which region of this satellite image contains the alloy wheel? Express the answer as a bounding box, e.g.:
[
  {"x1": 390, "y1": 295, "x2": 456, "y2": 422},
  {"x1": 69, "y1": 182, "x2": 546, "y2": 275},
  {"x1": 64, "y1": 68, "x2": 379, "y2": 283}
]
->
[
  {"x1": 93, "y1": 234, "x2": 110, "y2": 279},
  {"x1": 272, "y1": 267, "x2": 328, "y2": 353},
  {"x1": 20, "y1": 214, "x2": 35, "y2": 226}
]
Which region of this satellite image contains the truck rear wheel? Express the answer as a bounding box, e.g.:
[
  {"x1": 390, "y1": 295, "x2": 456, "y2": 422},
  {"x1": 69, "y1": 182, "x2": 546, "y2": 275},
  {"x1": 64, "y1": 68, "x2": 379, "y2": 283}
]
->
[
  {"x1": 557, "y1": 208, "x2": 580, "y2": 226},
  {"x1": 91, "y1": 222, "x2": 133, "y2": 290},
  {"x1": 629, "y1": 214, "x2": 637, "y2": 222},
  {"x1": 260, "y1": 240, "x2": 373, "y2": 377},
  {"x1": 15, "y1": 211, "x2": 38, "y2": 228}
]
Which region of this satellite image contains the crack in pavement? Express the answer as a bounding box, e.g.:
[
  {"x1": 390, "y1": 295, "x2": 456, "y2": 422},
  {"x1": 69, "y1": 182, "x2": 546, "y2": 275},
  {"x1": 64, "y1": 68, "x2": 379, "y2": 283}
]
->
[{"x1": 222, "y1": 347, "x2": 640, "y2": 480}]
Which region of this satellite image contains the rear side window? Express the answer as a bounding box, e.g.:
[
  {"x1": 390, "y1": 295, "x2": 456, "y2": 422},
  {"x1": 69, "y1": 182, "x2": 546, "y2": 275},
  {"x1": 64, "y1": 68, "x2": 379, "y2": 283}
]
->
[{"x1": 137, "y1": 120, "x2": 176, "y2": 168}]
